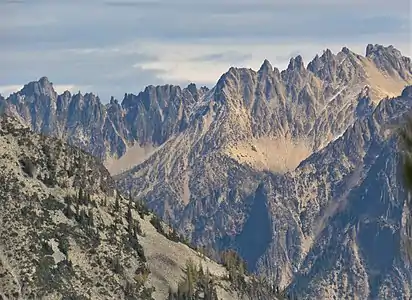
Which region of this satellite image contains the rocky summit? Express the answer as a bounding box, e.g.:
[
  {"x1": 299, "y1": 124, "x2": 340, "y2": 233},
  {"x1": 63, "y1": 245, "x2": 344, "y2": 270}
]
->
[{"x1": 1, "y1": 44, "x2": 412, "y2": 299}]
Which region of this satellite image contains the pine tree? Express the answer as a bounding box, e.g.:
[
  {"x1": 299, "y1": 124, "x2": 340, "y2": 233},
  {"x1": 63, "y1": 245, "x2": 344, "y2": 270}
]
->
[
  {"x1": 78, "y1": 208, "x2": 87, "y2": 226},
  {"x1": 114, "y1": 194, "x2": 121, "y2": 212},
  {"x1": 186, "y1": 260, "x2": 194, "y2": 297},
  {"x1": 198, "y1": 262, "x2": 204, "y2": 278},
  {"x1": 126, "y1": 202, "x2": 133, "y2": 223},
  {"x1": 78, "y1": 187, "x2": 84, "y2": 203},
  {"x1": 64, "y1": 195, "x2": 73, "y2": 218},
  {"x1": 112, "y1": 255, "x2": 122, "y2": 274},
  {"x1": 88, "y1": 208, "x2": 94, "y2": 227},
  {"x1": 168, "y1": 287, "x2": 175, "y2": 300}
]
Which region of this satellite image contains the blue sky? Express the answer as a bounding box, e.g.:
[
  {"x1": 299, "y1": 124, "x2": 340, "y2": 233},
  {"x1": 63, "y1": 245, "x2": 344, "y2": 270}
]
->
[{"x1": 0, "y1": 0, "x2": 410, "y2": 101}]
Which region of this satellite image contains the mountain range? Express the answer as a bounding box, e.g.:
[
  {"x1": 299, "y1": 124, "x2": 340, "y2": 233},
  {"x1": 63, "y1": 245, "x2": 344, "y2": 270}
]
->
[{"x1": 1, "y1": 43, "x2": 412, "y2": 299}]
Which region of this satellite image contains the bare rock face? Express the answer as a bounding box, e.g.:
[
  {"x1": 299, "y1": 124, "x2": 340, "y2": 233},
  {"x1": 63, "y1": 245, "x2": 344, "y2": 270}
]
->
[
  {"x1": 366, "y1": 44, "x2": 412, "y2": 81},
  {"x1": 1, "y1": 80, "x2": 206, "y2": 164},
  {"x1": 253, "y1": 90, "x2": 412, "y2": 299},
  {"x1": 2, "y1": 44, "x2": 412, "y2": 299}
]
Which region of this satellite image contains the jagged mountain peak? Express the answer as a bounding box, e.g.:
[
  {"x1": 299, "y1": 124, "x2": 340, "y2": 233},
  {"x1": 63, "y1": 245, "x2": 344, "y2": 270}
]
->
[
  {"x1": 365, "y1": 43, "x2": 412, "y2": 81},
  {"x1": 19, "y1": 76, "x2": 56, "y2": 98},
  {"x1": 71, "y1": 91, "x2": 99, "y2": 101},
  {"x1": 186, "y1": 82, "x2": 210, "y2": 101},
  {"x1": 215, "y1": 67, "x2": 242, "y2": 92},
  {"x1": 106, "y1": 97, "x2": 122, "y2": 116},
  {"x1": 199, "y1": 85, "x2": 210, "y2": 93},
  {"x1": 280, "y1": 55, "x2": 308, "y2": 85},
  {"x1": 341, "y1": 46, "x2": 351, "y2": 55},
  {"x1": 307, "y1": 49, "x2": 337, "y2": 76},
  {"x1": 287, "y1": 55, "x2": 305, "y2": 71},
  {"x1": 61, "y1": 90, "x2": 71, "y2": 97},
  {"x1": 365, "y1": 43, "x2": 406, "y2": 66},
  {"x1": 259, "y1": 59, "x2": 273, "y2": 73},
  {"x1": 322, "y1": 48, "x2": 334, "y2": 59},
  {"x1": 39, "y1": 76, "x2": 51, "y2": 86},
  {"x1": 219, "y1": 65, "x2": 255, "y2": 79},
  {"x1": 227, "y1": 66, "x2": 238, "y2": 74},
  {"x1": 366, "y1": 43, "x2": 397, "y2": 57},
  {"x1": 121, "y1": 85, "x2": 189, "y2": 116},
  {"x1": 144, "y1": 83, "x2": 182, "y2": 93},
  {"x1": 186, "y1": 82, "x2": 198, "y2": 94},
  {"x1": 187, "y1": 82, "x2": 211, "y2": 93},
  {"x1": 67, "y1": 92, "x2": 103, "y2": 117},
  {"x1": 109, "y1": 95, "x2": 118, "y2": 105}
]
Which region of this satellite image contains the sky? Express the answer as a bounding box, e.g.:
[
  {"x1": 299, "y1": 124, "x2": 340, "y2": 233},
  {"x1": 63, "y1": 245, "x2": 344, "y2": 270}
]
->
[{"x1": 1, "y1": 0, "x2": 411, "y2": 101}]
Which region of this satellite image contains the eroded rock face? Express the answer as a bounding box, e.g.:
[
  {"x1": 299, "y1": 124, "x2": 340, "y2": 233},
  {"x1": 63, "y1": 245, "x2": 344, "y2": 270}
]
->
[
  {"x1": 2, "y1": 44, "x2": 412, "y2": 299},
  {"x1": 366, "y1": 44, "x2": 412, "y2": 81},
  {"x1": 254, "y1": 91, "x2": 412, "y2": 299},
  {"x1": 2, "y1": 80, "x2": 205, "y2": 164}
]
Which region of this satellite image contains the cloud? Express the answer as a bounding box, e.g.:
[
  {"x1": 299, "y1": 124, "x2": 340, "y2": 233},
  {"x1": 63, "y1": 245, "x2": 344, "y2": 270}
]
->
[
  {"x1": 192, "y1": 52, "x2": 253, "y2": 64},
  {"x1": 0, "y1": 85, "x2": 24, "y2": 97},
  {"x1": 1, "y1": 0, "x2": 410, "y2": 100}
]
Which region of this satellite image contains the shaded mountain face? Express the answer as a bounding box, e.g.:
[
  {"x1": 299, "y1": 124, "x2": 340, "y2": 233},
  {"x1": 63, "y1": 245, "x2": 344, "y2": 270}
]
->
[
  {"x1": 0, "y1": 115, "x2": 282, "y2": 300},
  {"x1": 253, "y1": 91, "x2": 412, "y2": 299},
  {"x1": 2, "y1": 80, "x2": 207, "y2": 170},
  {"x1": 2, "y1": 44, "x2": 412, "y2": 299}
]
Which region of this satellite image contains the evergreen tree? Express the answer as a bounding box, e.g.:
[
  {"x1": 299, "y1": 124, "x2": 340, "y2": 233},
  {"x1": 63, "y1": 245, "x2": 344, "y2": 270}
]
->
[
  {"x1": 126, "y1": 202, "x2": 133, "y2": 223},
  {"x1": 114, "y1": 194, "x2": 121, "y2": 212},
  {"x1": 63, "y1": 195, "x2": 73, "y2": 218},
  {"x1": 88, "y1": 208, "x2": 94, "y2": 227},
  {"x1": 78, "y1": 187, "x2": 84, "y2": 203}
]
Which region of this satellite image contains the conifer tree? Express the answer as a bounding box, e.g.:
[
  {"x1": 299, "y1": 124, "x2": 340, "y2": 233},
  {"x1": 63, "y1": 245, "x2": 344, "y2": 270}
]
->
[{"x1": 78, "y1": 187, "x2": 83, "y2": 203}]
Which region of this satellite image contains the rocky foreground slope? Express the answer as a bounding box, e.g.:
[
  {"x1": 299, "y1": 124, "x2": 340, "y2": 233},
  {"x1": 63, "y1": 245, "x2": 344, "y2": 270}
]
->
[
  {"x1": 0, "y1": 115, "x2": 281, "y2": 300},
  {"x1": 2, "y1": 44, "x2": 412, "y2": 299}
]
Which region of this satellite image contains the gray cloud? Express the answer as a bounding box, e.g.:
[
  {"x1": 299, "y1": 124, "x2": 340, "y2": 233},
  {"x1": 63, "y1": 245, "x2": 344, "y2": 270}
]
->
[
  {"x1": 1, "y1": 0, "x2": 410, "y2": 100},
  {"x1": 2, "y1": 0, "x2": 409, "y2": 47},
  {"x1": 192, "y1": 52, "x2": 253, "y2": 64},
  {"x1": 0, "y1": 47, "x2": 165, "y2": 100}
]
